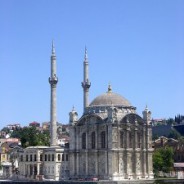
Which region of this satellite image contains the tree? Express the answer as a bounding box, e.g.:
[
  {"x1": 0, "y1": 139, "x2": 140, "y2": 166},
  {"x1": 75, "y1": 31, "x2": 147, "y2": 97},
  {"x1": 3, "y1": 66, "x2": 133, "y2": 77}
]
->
[
  {"x1": 153, "y1": 147, "x2": 174, "y2": 175},
  {"x1": 153, "y1": 150, "x2": 163, "y2": 175},
  {"x1": 11, "y1": 126, "x2": 50, "y2": 148},
  {"x1": 166, "y1": 118, "x2": 175, "y2": 125},
  {"x1": 168, "y1": 129, "x2": 181, "y2": 139}
]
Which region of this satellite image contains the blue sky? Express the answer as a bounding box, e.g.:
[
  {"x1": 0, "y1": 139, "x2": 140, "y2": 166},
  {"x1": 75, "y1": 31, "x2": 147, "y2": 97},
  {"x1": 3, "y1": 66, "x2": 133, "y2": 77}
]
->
[{"x1": 0, "y1": 0, "x2": 184, "y2": 129}]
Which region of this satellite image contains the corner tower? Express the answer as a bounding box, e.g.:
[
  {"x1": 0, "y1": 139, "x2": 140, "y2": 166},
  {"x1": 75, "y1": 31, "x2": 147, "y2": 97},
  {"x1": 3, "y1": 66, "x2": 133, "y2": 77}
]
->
[
  {"x1": 49, "y1": 41, "x2": 58, "y2": 146},
  {"x1": 82, "y1": 47, "x2": 91, "y2": 112}
]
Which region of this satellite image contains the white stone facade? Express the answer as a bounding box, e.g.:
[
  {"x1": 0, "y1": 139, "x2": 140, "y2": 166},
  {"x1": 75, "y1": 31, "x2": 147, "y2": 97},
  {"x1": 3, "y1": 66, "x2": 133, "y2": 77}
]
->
[
  {"x1": 18, "y1": 146, "x2": 69, "y2": 180},
  {"x1": 69, "y1": 89, "x2": 154, "y2": 181}
]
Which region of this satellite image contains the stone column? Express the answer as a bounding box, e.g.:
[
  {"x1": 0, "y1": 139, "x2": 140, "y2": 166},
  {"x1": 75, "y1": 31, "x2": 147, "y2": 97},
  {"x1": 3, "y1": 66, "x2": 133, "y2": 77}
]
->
[
  {"x1": 142, "y1": 127, "x2": 146, "y2": 178},
  {"x1": 134, "y1": 128, "x2": 138, "y2": 178},
  {"x1": 124, "y1": 127, "x2": 128, "y2": 179},
  {"x1": 37, "y1": 163, "x2": 40, "y2": 175},
  {"x1": 76, "y1": 153, "x2": 79, "y2": 176}
]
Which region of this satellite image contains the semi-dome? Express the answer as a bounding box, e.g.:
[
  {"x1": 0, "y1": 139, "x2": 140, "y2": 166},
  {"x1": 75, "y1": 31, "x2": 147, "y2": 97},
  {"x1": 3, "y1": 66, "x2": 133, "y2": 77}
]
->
[{"x1": 89, "y1": 85, "x2": 131, "y2": 107}]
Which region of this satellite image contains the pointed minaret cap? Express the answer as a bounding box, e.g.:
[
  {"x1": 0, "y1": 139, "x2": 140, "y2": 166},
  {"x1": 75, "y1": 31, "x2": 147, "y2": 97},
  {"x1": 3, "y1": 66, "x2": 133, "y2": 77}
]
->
[
  {"x1": 52, "y1": 40, "x2": 56, "y2": 55},
  {"x1": 145, "y1": 104, "x2": 149, "y2": 111},
  {"x1": 72, "y1": 105, "x2": 75, "y2": 112},
  {"x1": 84, "y1": 46, "x2": 88, "y2": 61}
]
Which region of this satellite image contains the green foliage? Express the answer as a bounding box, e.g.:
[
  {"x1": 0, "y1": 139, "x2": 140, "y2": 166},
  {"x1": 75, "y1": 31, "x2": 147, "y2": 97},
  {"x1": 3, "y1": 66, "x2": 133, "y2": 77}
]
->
[
  {"x1": 153, "y1": 147, "x2": 174, "y2": 175},
  {"x1": 153, "y1": 134, "x2": 159, "y2": 141},
  {"x1": 168, "y1": 129, "x2": 181, "y2": 139},
  {"x1": 166, "y1": 118, "x2": 175, "y2": 125},
  {"x1": 1, "y1": 127, "x2": 10, "y2": 134},
  {"x1": 175, "y1": 114, "x2": 184, "y2": 124},
  {"x1": 11, "y1": 126, "x2": 50, "y2": 148}
]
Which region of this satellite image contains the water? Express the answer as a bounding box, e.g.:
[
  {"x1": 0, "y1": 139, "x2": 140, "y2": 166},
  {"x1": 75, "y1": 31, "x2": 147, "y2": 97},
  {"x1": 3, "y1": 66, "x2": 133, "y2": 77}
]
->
[{"x1": 0, "y1": 180, "x2": 183, "y2": 184}]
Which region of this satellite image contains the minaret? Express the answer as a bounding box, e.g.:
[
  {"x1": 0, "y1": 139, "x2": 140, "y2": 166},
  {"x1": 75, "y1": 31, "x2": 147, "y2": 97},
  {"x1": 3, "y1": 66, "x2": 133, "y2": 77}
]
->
[
  {"x1": 142, "y1": 105, "x2": 154, "y2": 178},
  {"x1": 81, "y1": 47, "x2": 91, "y2": 112},
  {"x1": 49, "y1": 41, "x2": 58, "y2": 146},
  {"x1": 142, "y1": 105, "x2": 151, "y2": 124}
]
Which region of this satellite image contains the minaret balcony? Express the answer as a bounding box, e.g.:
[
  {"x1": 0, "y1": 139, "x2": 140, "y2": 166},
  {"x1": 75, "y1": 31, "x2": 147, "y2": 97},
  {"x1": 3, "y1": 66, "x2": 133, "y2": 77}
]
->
[
  {"x1": 82, "y1": 81, "x2": 91, "y2": 89},
  {"x1": 49, "y1": 76, "x2": 58, "y2": 85}
]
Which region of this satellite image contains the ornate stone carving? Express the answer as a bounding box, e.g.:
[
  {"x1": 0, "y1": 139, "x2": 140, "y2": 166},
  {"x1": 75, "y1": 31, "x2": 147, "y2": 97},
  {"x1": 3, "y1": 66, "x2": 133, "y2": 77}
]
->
[
  {"x1": 119, "y1": 157, "x2": 124, "y2": 173},
  {"x1": 89, "y1": 160, "x2": 95, "y2": 175},
  {"x1": 108, "y1": 106, "x2": 118, "y2": 123},
  {"x1": 112, "y1": 129, "x2": 118, "y2": 142}
]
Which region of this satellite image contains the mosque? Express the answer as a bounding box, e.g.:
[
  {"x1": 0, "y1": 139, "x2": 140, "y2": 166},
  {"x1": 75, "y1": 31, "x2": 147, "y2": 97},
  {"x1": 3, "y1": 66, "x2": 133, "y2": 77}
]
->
[{"x1": 18, "y1": 43, "x2": 154, "y2": 181}]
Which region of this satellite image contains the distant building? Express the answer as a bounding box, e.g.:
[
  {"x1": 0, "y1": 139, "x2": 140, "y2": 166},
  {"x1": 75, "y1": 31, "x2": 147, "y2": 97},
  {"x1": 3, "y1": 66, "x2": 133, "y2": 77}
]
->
[
  {"x1": 42, "y1": 122, "x2": 50, "y2": 131},
  {"x1": 151, "y1": 119, "x2": 166, "y2": 126},
  {"x1": 6, "y1": 124, "x2": 21, "y2": 130},
  {"x1": 29, "y1": 121, "x2": 40, "y2": 127}
]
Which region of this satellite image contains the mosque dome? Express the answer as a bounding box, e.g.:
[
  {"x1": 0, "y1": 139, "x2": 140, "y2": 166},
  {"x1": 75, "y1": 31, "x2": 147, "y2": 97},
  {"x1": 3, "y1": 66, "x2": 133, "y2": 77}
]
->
[{"x1": 89, "y1": 85, "x2": 131, "y2": 107}]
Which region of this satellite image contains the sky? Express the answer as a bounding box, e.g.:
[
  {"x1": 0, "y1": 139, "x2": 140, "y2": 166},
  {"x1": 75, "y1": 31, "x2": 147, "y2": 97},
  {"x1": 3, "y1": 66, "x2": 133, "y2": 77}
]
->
[{"x1": 0, "y1": 0, "x2": 184, "y2": 129}]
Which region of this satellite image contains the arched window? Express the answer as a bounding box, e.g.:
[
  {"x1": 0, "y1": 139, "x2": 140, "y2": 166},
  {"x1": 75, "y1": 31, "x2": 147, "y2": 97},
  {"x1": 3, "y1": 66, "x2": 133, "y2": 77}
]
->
[
  {"x1": 82, "y1": 133, "x2": 86, "y2": 149},
  {"x1": 34, "y1": 154, "x2": 37, "y2": 161},
  {"x1": 40, "y1": 154, "x2": 43, "y2": 161},
  {"x1": 101, "y1": 131, "x2": 106, "y2": 148},
  {"x1": 137, "y1": 132, "x2": 141, "y2": 148},
  {"x1": 129, "y1": 132, "x2": 132, "y2": 148},
  {"x1": 120, "y1": 131, "x2": 124, "y2": 148},
  {"x1": 62, "y1": 154, "x2": 64, "y2": 161},
  {"x1": 30, "y1": 154, "x2": 32, "y2": 161},
  {"x1": 58, "y1": 154, "x2": 61, "y2": 161},
  {"x1": 91, "y1": 132, "x2": 95, "y2": 149}
]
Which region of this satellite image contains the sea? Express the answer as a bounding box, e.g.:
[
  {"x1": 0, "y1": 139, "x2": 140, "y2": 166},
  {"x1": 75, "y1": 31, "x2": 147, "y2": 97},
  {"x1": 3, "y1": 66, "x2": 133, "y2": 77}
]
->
[{"x1": 0, "y1": 179, "x2": 184, "y2": 184}]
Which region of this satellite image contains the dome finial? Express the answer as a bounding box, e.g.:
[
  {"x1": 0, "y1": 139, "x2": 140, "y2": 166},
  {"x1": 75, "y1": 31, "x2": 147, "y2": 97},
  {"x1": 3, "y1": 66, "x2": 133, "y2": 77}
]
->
[{"x1": 108, "y1": 83, "x2": 112, "y2": 93}]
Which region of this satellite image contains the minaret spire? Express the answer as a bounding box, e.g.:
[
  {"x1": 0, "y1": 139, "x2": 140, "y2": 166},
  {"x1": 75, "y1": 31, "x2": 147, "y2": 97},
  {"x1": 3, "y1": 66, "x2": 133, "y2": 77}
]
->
[
  {"x1": 84, "y1": 46, "x2": 88, "y2": 60},
  {"x1": 52, "y1": 40, "x2": 55, "y2": 56},
  {"x1": 49, "y1": 41, "x2": 58, "y2": 146},
  {"x1": 82, "y1": 46, "x2": 91, "y2": 112}
]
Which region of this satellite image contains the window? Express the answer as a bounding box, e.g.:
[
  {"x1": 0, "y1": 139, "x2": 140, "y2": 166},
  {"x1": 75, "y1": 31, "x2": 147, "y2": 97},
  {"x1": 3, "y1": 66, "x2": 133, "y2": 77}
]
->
[
  {"x1": 26, "y1": 155, "x2": 28, "y2": 161},
  {"x1": 58, "y1": 154, "x2": 61, "y2": 161},
  {"x1": 30, "y1": 154, "x2": 32, "y2": 161},
  {"x1": 40, "y1": 154, "x2": 43, "y2": 161},
  {"x1": 62, "y1": 154, "x2": 64, "y2": 161},
  {"x1": 101, "y1": 131, "x2": 106, "y2": 148},
  {"x1": 48, "y1": 154, "x2": 50, "y2": 161},
  {"x1": 20, "y1": 155, "x2": 23, "y2": 162},
  {"x1": 34, "y1": 154, "x2": 37, "y2": 161},
  {"x1": 82, "y1": 133, "x2": 86, "y2": 149},
  {"x1": 52, "y1": 154, "x2": 54, "y2": 161},
  {"x1": 66, "y1": 154, "x2": 68, "y2": 161},
  {"x1": 137, "y1": 132, "x2": 141, "y2": 148},
  {"x1": 120, "y1": 131, "x2": 124, "y2": 148},
  {"x1": 91, "y1": 132, "x2": 96, "y2": 149},
  {"x1": 129, "y1": 132, "x2": 132, "y2": 148},
  {"x1": 45, "y1": 154, "x2": 47, "y2": 161}
]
